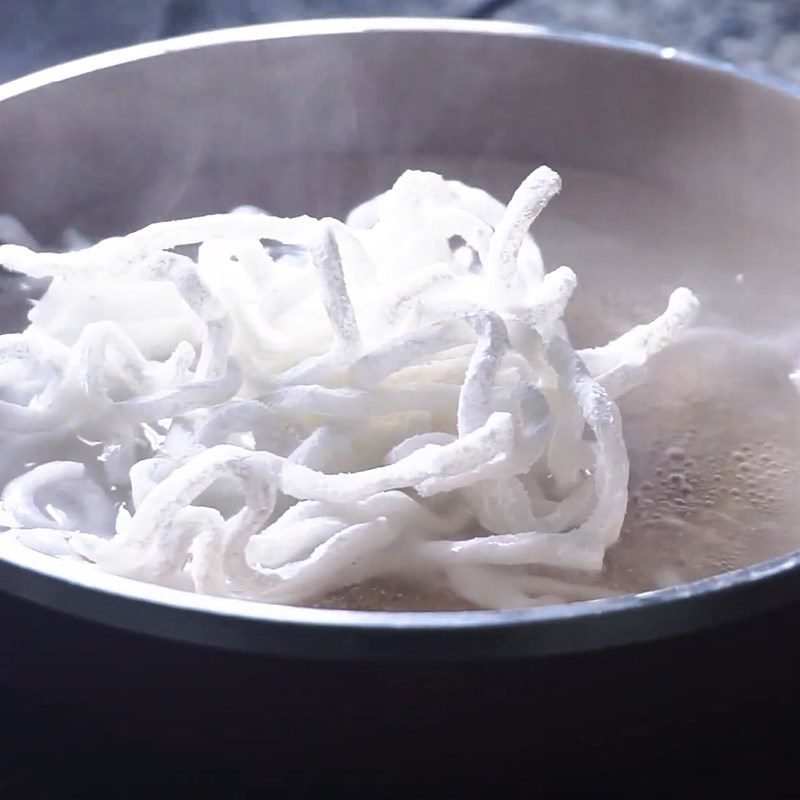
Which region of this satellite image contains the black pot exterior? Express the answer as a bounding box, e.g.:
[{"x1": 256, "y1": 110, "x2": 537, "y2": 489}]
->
[{"x1": 3, "y1": 587, "x2": 796, "y2": 782}]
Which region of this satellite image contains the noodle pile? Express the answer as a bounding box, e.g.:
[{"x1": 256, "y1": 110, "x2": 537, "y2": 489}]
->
[{"x1": 0, "y1": 167, "x2": 699, "y2": 608}]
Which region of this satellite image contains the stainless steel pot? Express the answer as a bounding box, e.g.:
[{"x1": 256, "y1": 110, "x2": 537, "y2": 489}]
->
[{"x1": 0, "y1": 19, "x2": 798, "y2": 776}]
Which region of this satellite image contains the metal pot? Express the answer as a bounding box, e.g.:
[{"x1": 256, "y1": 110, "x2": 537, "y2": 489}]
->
[{"x1": 1, "y1": 19, "x2": 799, "y2": 779}]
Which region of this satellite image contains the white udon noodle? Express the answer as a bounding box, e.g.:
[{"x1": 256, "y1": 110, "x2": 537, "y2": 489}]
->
[{"x1": 0, "y1": 166, "x2": 700, "y2": 609}]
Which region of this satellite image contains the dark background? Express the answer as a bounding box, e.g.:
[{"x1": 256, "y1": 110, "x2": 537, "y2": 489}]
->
[{"x1": 1, "y1": 1, "x2": 800, "y2": 796}]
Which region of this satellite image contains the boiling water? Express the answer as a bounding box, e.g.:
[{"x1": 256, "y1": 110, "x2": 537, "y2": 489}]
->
[
  {"x1": 4, "y1": 157, "x2": 800, "y2": 611},
  {"x1": 605, "y1": 328, "x2": 800, "y2": 590}
]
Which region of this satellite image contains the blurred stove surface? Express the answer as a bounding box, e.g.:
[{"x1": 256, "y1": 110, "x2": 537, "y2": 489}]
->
[{"x1": 0, "y1": 1, "x2": 798, "y2": 86}]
